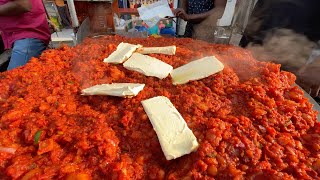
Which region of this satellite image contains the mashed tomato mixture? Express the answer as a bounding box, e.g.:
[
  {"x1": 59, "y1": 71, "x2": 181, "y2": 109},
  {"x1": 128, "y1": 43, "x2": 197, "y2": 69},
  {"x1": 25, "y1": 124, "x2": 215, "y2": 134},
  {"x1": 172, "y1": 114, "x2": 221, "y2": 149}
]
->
[{"x1": 0, "y1": 36, "x2": 319, "y2": 179}]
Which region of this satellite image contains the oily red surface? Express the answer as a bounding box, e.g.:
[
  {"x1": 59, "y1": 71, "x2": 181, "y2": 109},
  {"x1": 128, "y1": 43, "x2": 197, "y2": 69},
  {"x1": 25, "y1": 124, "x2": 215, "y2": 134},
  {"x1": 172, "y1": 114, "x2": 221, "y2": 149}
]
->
[{"x1": 0, "y1": 36, "x2": 319, "y2": 179}]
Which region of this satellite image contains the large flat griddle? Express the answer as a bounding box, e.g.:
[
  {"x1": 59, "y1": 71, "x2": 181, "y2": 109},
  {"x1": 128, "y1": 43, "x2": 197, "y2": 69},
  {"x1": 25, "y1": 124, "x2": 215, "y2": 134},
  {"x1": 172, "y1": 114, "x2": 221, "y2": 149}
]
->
[{"x1": 299, "y1": 86, "x2": 320, "y2": 121}]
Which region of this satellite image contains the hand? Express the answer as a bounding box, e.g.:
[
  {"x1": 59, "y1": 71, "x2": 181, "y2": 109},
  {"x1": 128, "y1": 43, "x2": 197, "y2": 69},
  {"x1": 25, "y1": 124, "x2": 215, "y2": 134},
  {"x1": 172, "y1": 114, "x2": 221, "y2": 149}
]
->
[
  {"x1": 173, "y1": 8, "x2": 190, "y2": 21},
  {"x1": 48, "y1": 20, "x2": 59, "y2": 32}
]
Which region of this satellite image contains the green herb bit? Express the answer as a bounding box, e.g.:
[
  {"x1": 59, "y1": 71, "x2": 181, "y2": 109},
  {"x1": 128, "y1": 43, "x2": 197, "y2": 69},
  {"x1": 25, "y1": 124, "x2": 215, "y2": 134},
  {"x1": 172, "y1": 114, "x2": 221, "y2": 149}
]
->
[{"x1": 34, "y1": 129, "x2": 42, "y2": 145}]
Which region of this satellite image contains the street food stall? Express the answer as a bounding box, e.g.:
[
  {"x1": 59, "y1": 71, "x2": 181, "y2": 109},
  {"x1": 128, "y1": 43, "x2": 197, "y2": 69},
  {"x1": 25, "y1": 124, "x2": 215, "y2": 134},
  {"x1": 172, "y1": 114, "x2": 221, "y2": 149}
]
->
[{"x1": 0, "y1": 0, "x2": 320, "y2": 179}]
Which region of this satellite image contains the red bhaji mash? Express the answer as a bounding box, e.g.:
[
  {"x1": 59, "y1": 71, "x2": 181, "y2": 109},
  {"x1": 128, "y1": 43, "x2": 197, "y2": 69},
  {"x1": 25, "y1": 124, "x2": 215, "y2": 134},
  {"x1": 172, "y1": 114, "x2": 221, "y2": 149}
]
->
[{"x1": 0, "y1": 36, "x2": 319, "y2": 179}]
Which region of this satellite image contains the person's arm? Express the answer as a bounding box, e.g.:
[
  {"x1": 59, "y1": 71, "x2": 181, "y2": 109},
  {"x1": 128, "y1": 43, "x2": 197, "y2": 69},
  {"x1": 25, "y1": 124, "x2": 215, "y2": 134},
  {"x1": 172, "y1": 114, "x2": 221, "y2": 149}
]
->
[
  {"x1": 0, "y1": 0, "x2": 32, "y2": 16},
  {"x1": 215, "y1": 0, "x2": 227, "y2": 7},
  {"x1": 174, "y1": 0, "x2": 227, "y2": 23},
  {"x1": 180, "y1": 0, "x2": 188, "y2": 12}
]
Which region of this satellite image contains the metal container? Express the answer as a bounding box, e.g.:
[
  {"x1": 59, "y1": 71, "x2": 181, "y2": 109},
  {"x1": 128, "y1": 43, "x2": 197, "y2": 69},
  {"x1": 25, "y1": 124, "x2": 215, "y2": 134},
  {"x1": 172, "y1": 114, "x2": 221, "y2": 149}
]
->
[
  {"x1": 299, "y1": 85, "x2": 320, "y2": 121},
  {"x1": 213, "y1": 0, "x2": 256, "y2": 45}
]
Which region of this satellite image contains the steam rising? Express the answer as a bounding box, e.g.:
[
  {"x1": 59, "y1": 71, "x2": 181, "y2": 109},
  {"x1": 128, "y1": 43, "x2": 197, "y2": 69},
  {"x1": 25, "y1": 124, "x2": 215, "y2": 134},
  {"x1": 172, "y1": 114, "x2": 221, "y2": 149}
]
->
[{"x1": 246, "y1": 29, "x2": 320, "y2": 97}]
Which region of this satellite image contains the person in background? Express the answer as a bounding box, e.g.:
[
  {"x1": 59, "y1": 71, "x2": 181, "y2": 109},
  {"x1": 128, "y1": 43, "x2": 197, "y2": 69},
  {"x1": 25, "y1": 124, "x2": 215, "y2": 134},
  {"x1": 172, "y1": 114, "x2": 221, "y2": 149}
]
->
[
  {"x1": 0, "y1": 32, "x2": 3, "y2": 54},
  {"x1": 241, "y1": 0, "x2": 320, "y2": 47},
  {"x1": 0, "y1": 0, "x2": 51, "y2": 70},
  {"x1": 54, "y1": 0, "x2": 72, "y2": 28},
  {"x1": 174, "y1": 0, "x2": 227, "y2": 41},
  {"x1": 241, "y1": 0, "x2": 320, "y2": 99}
]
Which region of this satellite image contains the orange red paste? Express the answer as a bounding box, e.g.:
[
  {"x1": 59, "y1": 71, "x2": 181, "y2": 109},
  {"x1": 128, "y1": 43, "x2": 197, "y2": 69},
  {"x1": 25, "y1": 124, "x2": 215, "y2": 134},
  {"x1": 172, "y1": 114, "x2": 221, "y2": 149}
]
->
[{"x1": 0, "y1": 36, "x2": 319, "y2": 179}]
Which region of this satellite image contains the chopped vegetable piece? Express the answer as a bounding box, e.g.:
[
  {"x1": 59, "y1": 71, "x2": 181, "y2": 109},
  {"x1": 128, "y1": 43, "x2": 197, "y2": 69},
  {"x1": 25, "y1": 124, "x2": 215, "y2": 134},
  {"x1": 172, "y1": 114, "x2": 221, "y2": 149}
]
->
[
  {"x1": 34, "y1": 130, "x2": 42, "y2": 145},
  {"x1": 37, "y1": 138, "x2": 54, "y2": 155}
]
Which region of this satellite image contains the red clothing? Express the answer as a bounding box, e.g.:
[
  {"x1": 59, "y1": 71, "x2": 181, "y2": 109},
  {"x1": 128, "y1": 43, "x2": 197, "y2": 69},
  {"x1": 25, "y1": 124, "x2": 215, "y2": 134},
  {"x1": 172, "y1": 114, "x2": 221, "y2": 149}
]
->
[
  {"x1": 134, "y1": 3, "x2": 141, "y2": 8},
  {"x1": 0, "y1": 0, "x2": 51, "y2": 49}
]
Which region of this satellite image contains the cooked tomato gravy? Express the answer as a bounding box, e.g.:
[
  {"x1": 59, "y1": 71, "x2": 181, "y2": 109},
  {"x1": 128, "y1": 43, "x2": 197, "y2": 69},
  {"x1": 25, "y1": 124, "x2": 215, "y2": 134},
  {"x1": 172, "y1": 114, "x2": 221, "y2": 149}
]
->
[{"x1": 0, "y1": 36, "x2": 319, "y2": 179}]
